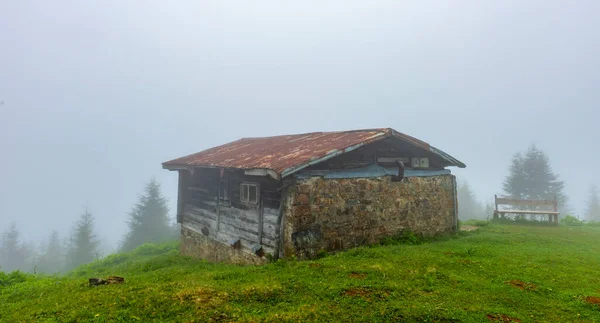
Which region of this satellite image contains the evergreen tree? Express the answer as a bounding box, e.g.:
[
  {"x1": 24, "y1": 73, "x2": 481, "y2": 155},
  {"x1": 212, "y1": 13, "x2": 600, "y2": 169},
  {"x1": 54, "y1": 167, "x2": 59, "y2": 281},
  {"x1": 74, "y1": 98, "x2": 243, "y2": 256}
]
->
[
  {"x1": 120, "y1": 178, "x2": 172, "y2": 252},
  {"x1": 37, "y1": 230, "x2": 65, "y2": 274},
  {"x1": 0, "y1": 222, "x2": 27, "y2": 272},
  {"x1": 457, "y1": 180, "x2": 485, "y2": 220},
  {"x1": 484, "y1": 202, "x2": 495, "y2": 220},
  {"x1": 22, "y1": 240, "x2": 37, "y2": 273},
  {"x1": 170, "y1": 219, "x2": 181, "y2": 241},
  {"x1": 502, "y1": 144, "x2": 568, "y2": 212},
  {"x1": 584, "y1": 185, "x2": 600, "y2": 222},
  {"x1": 68, "y1": 209, "x2": 100, "y2": 269},
  {"x1": 502, "y1": 152, "x2": 527, "y2": 200}
]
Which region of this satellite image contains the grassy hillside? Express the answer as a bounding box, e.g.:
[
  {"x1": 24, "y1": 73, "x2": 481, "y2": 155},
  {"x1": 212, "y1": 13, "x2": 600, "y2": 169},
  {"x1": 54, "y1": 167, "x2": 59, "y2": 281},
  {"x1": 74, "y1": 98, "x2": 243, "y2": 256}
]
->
[{"x1": 2, "y1": 223, "x2": 600, "y2": 322}]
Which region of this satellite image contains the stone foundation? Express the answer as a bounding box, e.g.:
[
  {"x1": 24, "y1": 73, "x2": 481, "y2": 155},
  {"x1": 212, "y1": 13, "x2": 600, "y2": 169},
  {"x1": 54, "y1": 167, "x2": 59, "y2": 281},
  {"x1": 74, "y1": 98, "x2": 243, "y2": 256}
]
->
[
  {"x1": 283, "y1": 175, "x2": 457, "y2": 259},
  {"x1": 180, "y1": 226, "x2": 268, "y2": 265}
]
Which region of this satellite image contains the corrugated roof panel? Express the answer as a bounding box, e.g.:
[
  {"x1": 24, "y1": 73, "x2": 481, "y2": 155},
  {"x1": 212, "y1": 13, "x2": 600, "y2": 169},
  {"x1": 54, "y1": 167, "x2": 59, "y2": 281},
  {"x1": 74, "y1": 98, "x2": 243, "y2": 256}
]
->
[{"x1": 162, "y1": 128, "x2": 466, "y2": 177}]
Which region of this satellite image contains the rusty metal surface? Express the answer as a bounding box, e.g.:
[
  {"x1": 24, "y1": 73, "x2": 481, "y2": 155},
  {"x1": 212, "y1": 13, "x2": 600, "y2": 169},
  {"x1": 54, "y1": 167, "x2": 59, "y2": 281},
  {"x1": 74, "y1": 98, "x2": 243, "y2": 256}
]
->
[{"x1": 162, "y1": 128, "x2": 465, "y2": 176}]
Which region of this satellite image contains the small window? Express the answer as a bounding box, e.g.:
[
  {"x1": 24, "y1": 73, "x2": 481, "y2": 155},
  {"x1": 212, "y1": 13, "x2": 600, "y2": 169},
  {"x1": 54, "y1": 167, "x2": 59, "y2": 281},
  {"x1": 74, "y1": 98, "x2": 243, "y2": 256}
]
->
[{"x1": 241, "y1": 182, "x2": 259, "y2": 204}]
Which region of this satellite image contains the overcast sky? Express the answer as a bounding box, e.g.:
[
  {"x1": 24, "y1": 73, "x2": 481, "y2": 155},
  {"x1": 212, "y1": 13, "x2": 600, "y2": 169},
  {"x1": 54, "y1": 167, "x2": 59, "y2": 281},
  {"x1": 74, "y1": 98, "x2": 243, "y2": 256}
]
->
[{"x1": 1, "y1": 1, "x2": 598, "y2": 250}]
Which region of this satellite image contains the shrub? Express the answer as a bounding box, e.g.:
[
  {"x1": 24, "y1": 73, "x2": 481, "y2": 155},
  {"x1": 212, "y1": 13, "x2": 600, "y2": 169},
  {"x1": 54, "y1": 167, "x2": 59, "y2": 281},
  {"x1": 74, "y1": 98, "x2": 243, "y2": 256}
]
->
[
  {"x1": 585, "y1": 221, "x2": 600, "y2": 227},
  {"x1": 380, "y1": 230, "x2": 425, "y2": 246},
  {"x1": 0, "y1": 270, "x2": 30, "y2": 287},
  {"x1": 462, "y1": 219, "x2": 491, "y2": 227},
  {"x1": 560, "y1": 215, "x2": 584, "y2": 227}
]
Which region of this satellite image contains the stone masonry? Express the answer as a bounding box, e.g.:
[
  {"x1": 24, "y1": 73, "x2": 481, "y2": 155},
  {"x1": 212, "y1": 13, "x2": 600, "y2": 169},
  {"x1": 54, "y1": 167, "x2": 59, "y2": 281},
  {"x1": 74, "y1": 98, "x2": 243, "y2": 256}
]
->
[
  {"x1": 181, "y1": 226, "x2": 268, "y2": 265},
  {"x1": 282, "y1": 175, "x2": 457, "y2": 259}
]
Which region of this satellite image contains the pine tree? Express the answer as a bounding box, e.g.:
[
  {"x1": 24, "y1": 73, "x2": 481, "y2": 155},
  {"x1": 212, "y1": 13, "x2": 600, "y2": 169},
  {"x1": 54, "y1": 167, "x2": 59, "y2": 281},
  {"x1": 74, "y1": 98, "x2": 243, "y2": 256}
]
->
[
  {"x1": 22, "y1": 240, "x2": 37, "y2": 273},
  {"x1": 502, "y1": 144, "x2": 568, "y2": 212},
  {"x1": 68, "y1": 209, "x2": 100, "y2": 269},
  {"x1": 484, "y1": 202, "x2": 495, "y2": 220},
  {"x1": 120, "y1": 178, "x2": 172, "y2": 252},
  {"x1": 457, "y1": 180, "x2": 485, "y2": 220},
  {"x1": 502, "y1": 152, "x2": 527, "y2": 200},
  {"x1": 584, "y1": 185, "x2": 600, "y2": 222},
  {"x1": 0, "y1": 222, "x2": 27, "y2": 272},
  {"x1": 37, "y1": 230, "x2": 65, "y2": 274}
]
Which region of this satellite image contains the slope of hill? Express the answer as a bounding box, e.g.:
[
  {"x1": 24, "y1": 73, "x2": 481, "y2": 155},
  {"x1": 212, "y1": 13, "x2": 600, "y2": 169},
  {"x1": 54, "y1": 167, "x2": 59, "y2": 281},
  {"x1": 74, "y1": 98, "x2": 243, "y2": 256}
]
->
[{"x1": 1, "y1": 223, "x2": 600, "y2": 322}]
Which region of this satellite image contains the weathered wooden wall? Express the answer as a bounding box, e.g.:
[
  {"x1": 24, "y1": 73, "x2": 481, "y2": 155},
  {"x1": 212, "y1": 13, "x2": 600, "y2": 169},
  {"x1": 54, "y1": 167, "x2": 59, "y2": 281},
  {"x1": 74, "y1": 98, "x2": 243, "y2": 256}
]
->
[
  {"x1": 304, "y1": 138, "x2": 446, "y2": 170},
  {"x1": 179, "y1": 168, "x2": 282, "y2": 260}
]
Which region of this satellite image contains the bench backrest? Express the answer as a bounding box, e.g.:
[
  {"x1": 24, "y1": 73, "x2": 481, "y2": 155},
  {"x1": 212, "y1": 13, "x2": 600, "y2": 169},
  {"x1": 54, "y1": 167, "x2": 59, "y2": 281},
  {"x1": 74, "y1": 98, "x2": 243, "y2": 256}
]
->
[{"x1": 494, "y1": 195, "x2": 558, "y2": 211}]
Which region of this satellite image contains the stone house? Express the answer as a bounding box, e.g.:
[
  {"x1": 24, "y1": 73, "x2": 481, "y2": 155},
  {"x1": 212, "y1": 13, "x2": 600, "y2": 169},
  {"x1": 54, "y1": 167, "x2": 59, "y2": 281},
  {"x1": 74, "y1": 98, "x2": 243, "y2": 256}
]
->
[{"x1": 162, "y1": 128, "x2": 465, "y2": 264}]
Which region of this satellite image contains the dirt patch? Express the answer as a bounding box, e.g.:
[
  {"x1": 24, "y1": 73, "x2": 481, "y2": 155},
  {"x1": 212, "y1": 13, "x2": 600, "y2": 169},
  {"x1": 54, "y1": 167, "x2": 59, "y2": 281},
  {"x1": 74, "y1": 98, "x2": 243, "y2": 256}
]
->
[
  {"x1": 487, "y1": 313, "x2": 522, "y2": 322},
  {"x1": 585, "y1": 296, "x2": 600, "y2": 305},
  {"x1": 308, "y1": 263, "x2": 322, "y2": 268},
  {"x1": 343, "y1": 287, "x2": 372, "y2": 297},
  {"x1": 460, "y1": 225, "x2": 479, "y2": 232},
  {"x1": 507, "y1": 280, "x2": 537, "y2": 291},
  {"x1": 348, "y1": 272, "x2": 367, "y2": 279}
]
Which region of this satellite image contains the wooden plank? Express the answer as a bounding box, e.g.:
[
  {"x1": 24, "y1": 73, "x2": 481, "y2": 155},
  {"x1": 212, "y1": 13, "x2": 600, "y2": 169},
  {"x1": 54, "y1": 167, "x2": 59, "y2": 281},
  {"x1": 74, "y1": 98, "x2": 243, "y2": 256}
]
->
[
  {"x1": 262, "y1": 222, "x2": 278, "y2": 240},
  {"x1": 495, "y1": 210, "x2": 560, "y2": 215},
  {"x1": 184, "y1": 212, "x2": 217, "y2": 229},
  {"x1": 261, "y1": 236, "x2": 277, "y2": 249},
  {"x1": 220, "y1": 206, "x2": 259, "y2": 224},
  {"x1": 263, "y1": 208, "x2": 279, "y2": 222},
  {"x1": 177, "y1": 171, "x2": 186, "y2": 223},
  {"x1": 185, "y1": 205, "x2": 218, "y2": 221},
  {"x1": 377, "y1": 157, "x2": 410, "y2": 164},
  {"x1": 216, "y1": 181, "x2": 222, "y2": 232},
  {"x1": 495, "y1": 197, "x2": 556, "y2": 207},
  {"x1": 273, "y1": 187, "x2": 287, "y2": 261},
  {"x1": 263, "y1": 213, "x2": 279, "y2": 226},
  {"x1": 183, "y1": 221, "x2": 217, "y2": 240},
  {"x1": 219, "y1": 209, "x2": 259, "y2": 226},
  {"x1": 218, "y1": 221, "x2": 259, "y2": 243},
  {"x1": 219, "y1": 213, "x2": 258, "y2": 233},
  {"x1": 258, "y1": 195, "x2": 264, "y2": 244},
  {"x1": 189, "y1": 198, "x2": 218, "y2": 207}
]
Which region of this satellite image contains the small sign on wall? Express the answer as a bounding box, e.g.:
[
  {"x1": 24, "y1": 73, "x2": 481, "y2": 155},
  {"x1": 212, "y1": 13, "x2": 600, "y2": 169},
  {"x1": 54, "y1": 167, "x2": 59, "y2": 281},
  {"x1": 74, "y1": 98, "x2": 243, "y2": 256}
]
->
[{"x1": 411, "y1": 158, "x2": 429, "y2": 168}]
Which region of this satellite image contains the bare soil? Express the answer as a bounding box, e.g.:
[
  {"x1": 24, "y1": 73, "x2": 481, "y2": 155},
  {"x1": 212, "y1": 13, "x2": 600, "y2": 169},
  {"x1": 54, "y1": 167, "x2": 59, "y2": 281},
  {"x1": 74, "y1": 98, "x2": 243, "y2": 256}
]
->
[
  {"x1": 487, "y1": 313, "x2": 522, "y2": 322},
  {"x1": 585, "y1": 296, "x2": 600, "y2": 305},
  {"x1": 507, "y1": 279, "x2": 537, "y2": 291}
]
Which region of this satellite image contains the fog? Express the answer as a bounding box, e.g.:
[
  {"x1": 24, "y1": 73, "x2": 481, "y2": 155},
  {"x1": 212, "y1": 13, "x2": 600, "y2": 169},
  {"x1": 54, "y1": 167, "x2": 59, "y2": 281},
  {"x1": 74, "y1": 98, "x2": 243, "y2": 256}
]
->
[{"x1": 1, "y1": 1, "x2": 598, "y2": 252}]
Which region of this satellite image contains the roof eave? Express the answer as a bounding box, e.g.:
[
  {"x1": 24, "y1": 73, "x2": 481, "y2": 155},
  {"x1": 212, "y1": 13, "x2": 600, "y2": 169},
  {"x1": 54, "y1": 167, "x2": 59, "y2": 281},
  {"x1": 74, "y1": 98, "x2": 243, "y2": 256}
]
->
[
  {"x1": 430, "y1": 146, "x2": 467, "y2": 168},
  {"x1": 162, "y1": 163, "x2": 192, "y2": 171}
]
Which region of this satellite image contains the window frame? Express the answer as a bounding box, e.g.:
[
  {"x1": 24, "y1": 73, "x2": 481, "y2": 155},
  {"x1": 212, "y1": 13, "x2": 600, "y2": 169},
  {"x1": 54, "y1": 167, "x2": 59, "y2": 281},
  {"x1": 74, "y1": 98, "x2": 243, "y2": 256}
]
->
[{"x1": 240, "y1": 182, "x2": 260, "y2": 205}]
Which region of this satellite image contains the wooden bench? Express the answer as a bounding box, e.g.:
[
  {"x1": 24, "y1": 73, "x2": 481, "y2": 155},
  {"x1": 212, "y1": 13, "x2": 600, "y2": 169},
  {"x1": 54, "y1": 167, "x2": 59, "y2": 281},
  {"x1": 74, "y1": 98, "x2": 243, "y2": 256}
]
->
[{"x1": 493, "y1": 195, "x2": 559, "y2": 224}]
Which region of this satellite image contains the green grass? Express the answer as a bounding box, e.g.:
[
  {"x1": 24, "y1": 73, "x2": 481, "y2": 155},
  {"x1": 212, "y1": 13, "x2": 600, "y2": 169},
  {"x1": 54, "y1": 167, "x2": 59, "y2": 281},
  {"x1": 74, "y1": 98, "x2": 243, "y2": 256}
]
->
[{"x1": 2, "y1": 224, "x2": 600, "y2": 322}]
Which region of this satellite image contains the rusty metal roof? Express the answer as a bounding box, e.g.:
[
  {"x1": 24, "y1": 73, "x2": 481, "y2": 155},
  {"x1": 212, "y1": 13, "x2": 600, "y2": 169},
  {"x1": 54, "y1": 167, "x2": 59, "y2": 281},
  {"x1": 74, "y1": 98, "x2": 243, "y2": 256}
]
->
[{"x1": 162, "y1": 128, "x2": 465, "y2": 177}]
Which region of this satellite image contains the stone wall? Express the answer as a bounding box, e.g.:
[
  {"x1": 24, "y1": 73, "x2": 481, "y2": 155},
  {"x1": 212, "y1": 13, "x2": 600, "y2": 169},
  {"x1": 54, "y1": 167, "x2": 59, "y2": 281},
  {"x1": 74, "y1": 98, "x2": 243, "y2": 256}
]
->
[
  {"x1": 181, "y1": 226, "x2": 268, "y2": 265},
  {"x1": 282, "y1": 175, "x2": 457, "y2": 259}
]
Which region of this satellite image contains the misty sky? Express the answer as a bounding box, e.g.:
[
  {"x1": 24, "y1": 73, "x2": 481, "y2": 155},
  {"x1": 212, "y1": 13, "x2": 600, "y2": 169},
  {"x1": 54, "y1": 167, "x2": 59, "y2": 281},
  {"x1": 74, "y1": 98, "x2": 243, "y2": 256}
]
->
[{"x1": 1, "y1": 1, "x2": 598, "y2": 251}]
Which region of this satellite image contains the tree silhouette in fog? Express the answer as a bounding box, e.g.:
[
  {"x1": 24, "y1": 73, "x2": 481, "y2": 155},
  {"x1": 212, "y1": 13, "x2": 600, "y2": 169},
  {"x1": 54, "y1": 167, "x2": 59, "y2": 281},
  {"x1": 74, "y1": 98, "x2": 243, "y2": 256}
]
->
[
  {"x1": 457, "y1": 180, "x2": 485, "y2": 220},
  {"x1": 37, "y1": 230, "x2": 65, "y2": 274},
  {"x1": 120, "y1": 178, "x2": 172, "y2": 252},
  {"x1": 584, "y1": 185, "x2": 600, "y2": 222},
  {"x1": 67, "y1": 209, "x2": 100, "y2": 269},
  {"x1": 502, "y1": 144, "x2": 568, "y2": 212},
  {"x1": 0, "y1": 222, "x2": 28, "y2": 272}
]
